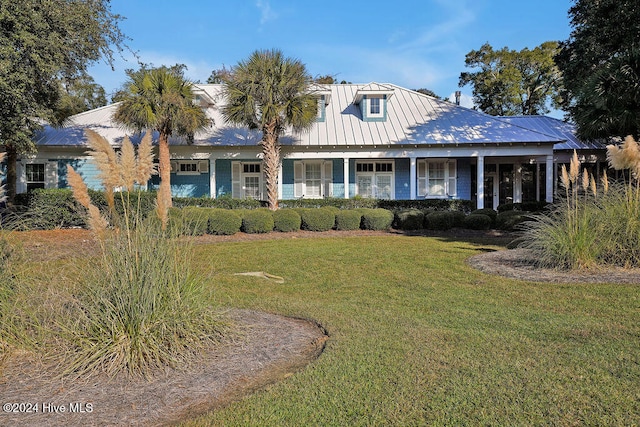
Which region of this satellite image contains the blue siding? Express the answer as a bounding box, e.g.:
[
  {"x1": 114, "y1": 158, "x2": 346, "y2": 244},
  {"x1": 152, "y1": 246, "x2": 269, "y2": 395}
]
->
[
  {"x1": 150, "y1": 165, "x2": 210, "y2": 198},
  {"x1": 394, "y1": 158, "x2": 410, "y2": 200},
  {"x1": 361, "y1": 95, "x2": 388, "y2": 122},
  {"x1": 456, "y1": 158, "x2": 472, "y2": 200},
  {"x1": 349, "y1": 159, "x2": 357, "y2": 197},
  {"x1": 331, "y1": 159, "x2": 344, "y2": 198},
  {"x1": 58, "y1": 159, "x2": 103, "y2": 190},
  {"x1": 214, "y1": 159, "x2": 232, "y2": 197}
]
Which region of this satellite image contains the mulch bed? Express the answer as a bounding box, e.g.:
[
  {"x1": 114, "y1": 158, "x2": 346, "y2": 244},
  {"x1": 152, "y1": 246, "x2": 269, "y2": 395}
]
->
[{"x1": 0, "y1": 309, "x2": 327, "y2": 427}]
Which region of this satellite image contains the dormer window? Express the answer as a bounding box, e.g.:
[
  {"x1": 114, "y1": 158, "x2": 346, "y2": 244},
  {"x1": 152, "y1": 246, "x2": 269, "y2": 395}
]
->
[
  {"x1": 352, "y1": 83, "x2": 394, "y2": 122},
  {"x1": 316, "y1": 95, "x2": 326, "y2": 122}
]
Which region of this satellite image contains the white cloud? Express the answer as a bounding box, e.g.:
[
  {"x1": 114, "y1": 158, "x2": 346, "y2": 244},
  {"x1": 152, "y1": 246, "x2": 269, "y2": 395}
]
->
[{"x1": 256, "y1": 0, "x2": 277, "y2": 25}]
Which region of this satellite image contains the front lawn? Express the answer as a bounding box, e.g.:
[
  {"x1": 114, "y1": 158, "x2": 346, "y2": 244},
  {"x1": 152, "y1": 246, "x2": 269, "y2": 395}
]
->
[{"x1": 184, "y1": 235, "x2": 639, "y2": 426}]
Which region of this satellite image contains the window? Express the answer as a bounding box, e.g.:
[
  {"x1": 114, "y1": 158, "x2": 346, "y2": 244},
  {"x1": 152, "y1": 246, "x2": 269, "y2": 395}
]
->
[
  {"x1": 294, "y1": 161, "x2": 333, "y2": 198},
  {"x1": 316, "y1": 95, "x2": 326, "y2": 122},
  {"x1": 417, "y1": 159, "x2": 457, "y2": 198},
  {"x1": 26, "y1": 164, "x2": 45, "y2": 192},
  {"x1": 370, "y1": 97, "x2": 381, "y2": 115},
  {"x1": 355, "y1": 161, "x2": 394, "y2": 199},
  {"x1": 232, "y1": 162, "x2": 264, "y2": 199},
  {"x1": 172, "y1": 160, "x2": 208, "y2": 175}
]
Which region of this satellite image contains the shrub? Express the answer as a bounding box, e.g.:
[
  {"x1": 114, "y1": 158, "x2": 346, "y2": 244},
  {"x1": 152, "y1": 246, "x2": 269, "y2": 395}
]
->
[
  {"x1": 450, "y1": 211, "x2": 467, "y2": 228},
  {"x1": 298, "y1": 208, "x2": 335, "y2": 232},
  {"x1": 394, "y1": 209, "x2": 424, "y2": 230},
  {"x1": 181, "y1": 207, "x2": 209, "y2": 236},
  {"x1": 361, "y1": 208, "x2": 394, "y2": 231},
  {"x1": 426, "y1": 211, "x2": 455, "y2": 230},
  {"x1": 242, "y1": 209, "x2": 274, "y2": 234},
  {"x1": 174, "y1": 194, "x2": 262, "y2": 210},
  {"x1": 495, "y1": 210, "x2": 530, "y2": 231},
  {"x1": 335, "y1": 210, "x2": 362, "y2": 231},
  {"x1": 24, "y1": 189, "x2": 86, "y2": 229},
  {"x1": 207, "y1": 209, "x2": 242, "y2": 235},
  {"x1": 273, "y1": 209, "x2": 301, "y2": 232},
  {"x1": 463, "y1": 214, "x2": 492, "y2": 230},
  {"x1": 470, "y1": 208, "x2": 497, "y2": 223}
]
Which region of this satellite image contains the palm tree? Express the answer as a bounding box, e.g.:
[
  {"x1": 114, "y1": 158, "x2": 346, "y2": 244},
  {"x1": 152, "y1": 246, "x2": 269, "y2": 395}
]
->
[
  {"x1": 222, "y1": 49, "x2": 318, "y2": 210},
  {"x1": 113, "y1": 65, "x2": 210, "y2": 207}
]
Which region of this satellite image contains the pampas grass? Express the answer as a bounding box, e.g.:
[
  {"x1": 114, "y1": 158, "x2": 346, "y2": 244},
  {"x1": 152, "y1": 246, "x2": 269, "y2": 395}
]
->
[
  {"x1": 58, "y1": 129, "x2": 225, "y2": 378},
  {"x1": 520, "y1": 137, "x2": 640, "y2": 269}
]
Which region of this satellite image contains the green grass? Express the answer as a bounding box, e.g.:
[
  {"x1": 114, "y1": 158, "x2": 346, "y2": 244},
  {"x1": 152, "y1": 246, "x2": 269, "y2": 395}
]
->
[{"x1": 181, "y1": 235, "x2": 640, "y2": 426}]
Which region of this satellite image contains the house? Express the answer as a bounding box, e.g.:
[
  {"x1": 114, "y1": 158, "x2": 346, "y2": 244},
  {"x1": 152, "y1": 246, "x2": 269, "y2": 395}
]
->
[{"x1": 25, "y1": 83, "x2": 605, "y2": 210}]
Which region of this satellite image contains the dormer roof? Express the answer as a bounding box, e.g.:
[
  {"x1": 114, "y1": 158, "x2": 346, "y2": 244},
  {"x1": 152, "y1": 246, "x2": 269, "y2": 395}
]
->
[
  {"x1": 352, "y1": 82, "x2": 395, "y2": 104},
  {"x1": 308, "y1": 83, "x2": 332, "y2": 104}
]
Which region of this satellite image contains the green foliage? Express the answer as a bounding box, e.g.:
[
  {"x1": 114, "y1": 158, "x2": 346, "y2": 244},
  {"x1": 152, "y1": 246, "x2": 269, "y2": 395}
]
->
[
  {"x1": 463, "y1": 214, "x2": 492, "y2": 230},
  {"x1": 272, "y1": 209, "x2": 301, "y2": 232},
  {"x1": 459, "y1": 41, "x2": 562, "y2": 116},
  {"x1": 497, "y1": 201, "x2": 549, "y2": 212},
  {"x1": 556, "y1": 0, "x2": 640, "y2": 139},
  {"x1": 174, "y1": 194, "x2": 262, "y2": 210},
  {"x1": 206, "y1": 209, "x2": 242, "y2": 235},
  {"x1": 298, "y1": 208, "x2": 335, "y2": 232},
  {"x1": 335, "y1": 210, "x2": 362, "y2": 231},
  {"x1": 394, "y1": 209, "x2": 425, "y2": 230},
  {"x1": 495, "y1": 210, "x2": 530, "y2": 231},
  {"x1": 181, "y1": 207, "x2": 209, "y2": 236},
  {"x1": 361, "y1": 208, "x2": 394, "y2": 231},
  {"x1": 242, "y1": 209, "x2": 275, "y2": 234},
  {"x1": 450, "y1": 210, "x2": 467, "y2": 227},
  {"x1": 279, "y1": 197, "x2": 378, "y2": 209},
  {"x1": 470, "y1": 208, "x2": 498, "y2": 226},
  {"x1": 377, "y1": 198, "x2": 472, "y2": 213},
  {"x1": 22, "y1": 189, "x2": 86, "y2": 229},
  {"x1": 425, "y1": 211, "x2": 455, "y2": 230}
]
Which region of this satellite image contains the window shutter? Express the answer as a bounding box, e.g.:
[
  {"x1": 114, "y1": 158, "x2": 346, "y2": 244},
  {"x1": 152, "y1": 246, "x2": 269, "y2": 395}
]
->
[
  {"x1": 323, "y1": 161, "x2": 333, "y2": 197},
  {"x1": 447, "y1": 161, "x2": 457, "y2": 196},
  {"x1": 199, "y1": 161, "x2": 209, "y2": 173},
  {"x1": 45, "y1": 162, "x2": 58, "y2": 189},
  {"x1": 417, "y1": 160, "x2": 427, "y2": 196},
  {"x1": 294, "y1": 161, "x2": 304, "y2": 197},
  {"x1": 231, "y1": 162, "x2": 241, "y2": 198}
]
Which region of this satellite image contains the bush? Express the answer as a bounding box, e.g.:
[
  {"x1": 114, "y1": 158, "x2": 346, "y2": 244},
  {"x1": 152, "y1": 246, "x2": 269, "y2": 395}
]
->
[
  {"x1": 498, "y1": 201, "x2": 550, "y2": 212},
  {"x1": 377, "y1": 199, "x2": 473, "y2": 213},
  {"x1": 242, "y1": 209, "x2": 274, "y2": 234},
  {"x1": 298, "y1": 208, "x2": 335, "y2": 232},
  {"x1": 394, "y1": 209, "x2": 425, "y2": 230},
  {"x1": 495, "y1": 210, "x2": 530, "y2": 231},
  {"x1": 335, "y1": 210, "x2": 362, "y2": 231},
  {"x1": 24, "y1": 189, "x2": 86, "y2": 229},
  {"x1": 470, "y1": 208, "x2": 497, "y2": 222},
  {"x1": 279, "y1": 197, "x2": 378, "y2": 209},
  {"x1": 173, "y1": 194, "x2": 262, "y2": 210},
  {"x1": 207, "y1": 209, "x2": 242, "y2": 235},
  {"x1": 463, "y1": 214, "x2": 492, "y2": 230},
  {"x1": 361, "y1": 208, "x2": 394, "y2": 231},
  {"x1": 450, "y1": 211, "x2": 467, "y2": 228},
  {"x1": 426, "y1": 211, "x2": 455, "y2": 230},
  {"x1": 181, "y1": 207, "x2": 209, "y2": 236},
  {"x1": 273, "y1": 209, "x2": 301, "y2": 232}
]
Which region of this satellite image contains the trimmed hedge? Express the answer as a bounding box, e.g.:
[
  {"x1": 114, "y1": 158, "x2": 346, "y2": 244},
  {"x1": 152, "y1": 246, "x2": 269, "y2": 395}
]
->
[
  {"x1": 173, "y1": 194, "x2": 262, "y2": 210},
  {"x1": 378, "y1": 199, "x2": 473, "y2": 213},
  {"x1": 497, "y1": 201, "x2": 549, "y2": 212},
  {"x1": 279, "y1": 197, "x2": 378, "y2": 209},
  {"x1": 394, "y1": 209, "x2": 425, "y2": 230},
  {"x1": 23, "y1": 189, "x2": 86, "y2": 229},
  {"x1": 495, "y1": 210, "x2": 530, "y2": 231},
  {"x1": 273, "y1": 209, "x2": 301, "y2": 232},
  {"x1": 463, "y1": 214, "x2": 492, "y2": 230},
  {"x1": 241, "y1": 209, "x2": 274, "y2": 234},
  {"x1": 207, "y1": 208, "x2": 242, "y2": 235},
  {"x1": 335, "y1": 210, "x2": 362, "y2": 231},
  {"x1": 298, "y1": 208, "x2": 335, "y2": 232},
  {"x1": 361, "y1": 208, "x2": 394, "y2": 231},
  {"x1": 425, "y1": 211, "x2": 455, "y2": 230}
]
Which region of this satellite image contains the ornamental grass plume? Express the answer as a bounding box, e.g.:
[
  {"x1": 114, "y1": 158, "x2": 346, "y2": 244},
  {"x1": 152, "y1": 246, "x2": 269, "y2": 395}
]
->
[{"x1": 66, "y1": 165, "x2": 107, "y2": 234}]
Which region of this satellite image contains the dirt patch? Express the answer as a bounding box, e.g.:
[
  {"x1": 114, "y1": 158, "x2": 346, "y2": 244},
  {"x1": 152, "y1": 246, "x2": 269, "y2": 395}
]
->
[
  {"x1": 468, "y1": 248, "x2": 640, "y2": 284},
  {"x1": 0, "y1": 309, "x2": 328, "y2": 426}
]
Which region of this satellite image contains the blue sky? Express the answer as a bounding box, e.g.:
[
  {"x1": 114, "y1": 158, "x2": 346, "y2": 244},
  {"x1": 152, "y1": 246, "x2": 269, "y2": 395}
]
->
[{"x1": 89, "y1": 0, "x2": 573, "y2": 110}]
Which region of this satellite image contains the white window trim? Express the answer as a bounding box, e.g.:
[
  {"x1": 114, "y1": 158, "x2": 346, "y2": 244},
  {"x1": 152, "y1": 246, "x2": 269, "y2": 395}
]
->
[
  {"x1": 232, "y1": 161, "x2": 265, "y2": 200},
  {"x1": 171, "y1": 160, "x2": 208, "y2": 176},
  {"x1": 367, "y1": 96, "x2": 384, "y2": 118},
  {"x1": 294, "y1": 160, "x2": 333, "y2": 199},
  {"x1": 417, "y1": 159, "x2": 457, "y2": 198},
  {"x1": 354, "y1": 160, "x2": 394, "y2": 199},
  {"x1": 19, "y1": 160, "x2": 57, "y2": 193}
]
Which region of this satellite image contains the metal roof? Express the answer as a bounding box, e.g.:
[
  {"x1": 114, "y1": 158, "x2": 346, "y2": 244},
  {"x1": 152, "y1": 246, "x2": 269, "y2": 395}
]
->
[
  {"x1": 498, "y1": 115, "x2": 607, "y2": 150},
  {"x1": 35, "y1": 83, "x2": 564, "y2": 148}
]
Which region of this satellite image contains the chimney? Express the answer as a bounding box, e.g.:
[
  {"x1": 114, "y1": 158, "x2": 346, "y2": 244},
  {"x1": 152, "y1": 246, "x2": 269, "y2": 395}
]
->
[{"x1": 455, "y1": 91, "x2": 461, "y2": 106}]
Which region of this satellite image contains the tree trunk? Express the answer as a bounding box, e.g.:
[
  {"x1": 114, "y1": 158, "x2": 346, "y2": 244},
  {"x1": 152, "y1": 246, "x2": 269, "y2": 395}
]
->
[
  {"x1": 158, "y1": 133, "x2": 173, "y2": 208},
  {"x1": 262, "y1": 124, "x2": 280, "y2": 211},
  {"x1": 5, "y1": 145, "x2": 17, "y2": 205}
]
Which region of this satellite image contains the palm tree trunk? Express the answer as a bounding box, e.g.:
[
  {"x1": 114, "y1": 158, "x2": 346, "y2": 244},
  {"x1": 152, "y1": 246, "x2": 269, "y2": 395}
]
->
[
  {"x1": 262, "y1": 125, "x2": 280, "y2": 210},
  {"x1": 158, "y1": 133, "x2": 173, "y2": 208}
]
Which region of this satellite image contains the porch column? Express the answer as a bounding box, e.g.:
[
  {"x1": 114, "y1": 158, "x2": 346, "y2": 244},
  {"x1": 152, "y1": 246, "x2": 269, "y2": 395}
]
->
[
  {"x1": 476, "y1": 156, "x2": 485, "y2": 209},
  {"x1": 545, "y1": 154, "x2": 554, "y2": 203},
  {"x1": 514, "y1": 161, "x2": 522, "y2": 203},
  {"x1": 409, "y1": 156, "x2": 417, "y2": 200},
  {"x1": 210, "y1": 159, "x2": 216, "y2": 198},
  {"x1": 277, "y1": 164, "x2": 283, "y2": 200},
  {"x1": 343, "y1": 158, "x2": 350, "y2": 199}
]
